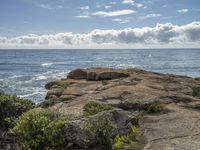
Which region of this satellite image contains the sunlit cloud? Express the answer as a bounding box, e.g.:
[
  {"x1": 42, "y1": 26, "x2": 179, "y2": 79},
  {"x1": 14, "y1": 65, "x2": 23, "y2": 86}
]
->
[
  {"x1": 140, "y1": 13, "x2": 161, "y2": 19},
  {"x1": 80, "y1": 6, "x2": 90, "y2": 10},
  {"x1": 75, "y1": 15, "x2": 90, "y2": 18},
  {"x1": 177, "y1": 9, "x2": 189, "y2": 13},
  {"x1": 93, "y1": 9, "x2": 136, "y2": 17},
  {"x1": 122, "y1": 0, "x2": 135, "y2": 5},
  {"x1": 1, "y1": 22, "x2": 199, "y2": 49}
]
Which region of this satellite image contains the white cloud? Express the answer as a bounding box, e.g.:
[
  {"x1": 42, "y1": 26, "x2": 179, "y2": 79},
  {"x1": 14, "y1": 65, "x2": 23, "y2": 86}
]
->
[
  {"x1": 105, "y1": 5, "x2": 111, "y2": 9},
  {"x1": 112, "y1": 18, "x2": 130, "y2": 24},
  {"x1": 136, "y1": 3, "x2": 144, "y2": 8},
  {"x1": 75, "y1": 15, "x2": 90, "y2": 18},
  {"x1": 93, "y1": 9, "x2": 136, "y2": 17},
  {"x1": 140, "y1": 13, "x2": 161, "y2": 19},
  {"x1": 122, "y1": 0, "x2": 135, "y2": 5},
  {"x1": 39, "y1": 4, "x2": 63, "y2": 10},
  {"x1": 80, "y1": 6, "x2": 90, "y2": 10},
  {"x1": 0, "y1": 22, "x2": 200, "y2": 49},
  {"x1": 177, "y1": 9, "x2": 189, "y2": 13}
]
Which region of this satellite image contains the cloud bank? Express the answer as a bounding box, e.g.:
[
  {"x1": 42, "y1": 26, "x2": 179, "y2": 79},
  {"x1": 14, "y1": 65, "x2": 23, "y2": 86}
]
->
[{"x1": 0, "y1": 22, "x2": 200, "y2": 49}]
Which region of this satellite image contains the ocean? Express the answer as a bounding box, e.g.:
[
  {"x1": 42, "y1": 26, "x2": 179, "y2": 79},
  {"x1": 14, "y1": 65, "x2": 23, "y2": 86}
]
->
[{"x1": 0, "y1": 49, "x2": 200, "y2": 103}]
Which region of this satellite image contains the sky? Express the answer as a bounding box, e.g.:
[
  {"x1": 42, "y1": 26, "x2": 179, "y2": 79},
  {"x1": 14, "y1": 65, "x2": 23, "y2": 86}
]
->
[{"x1": 0, "y1": 0, "x2": 200, "y2": 49}]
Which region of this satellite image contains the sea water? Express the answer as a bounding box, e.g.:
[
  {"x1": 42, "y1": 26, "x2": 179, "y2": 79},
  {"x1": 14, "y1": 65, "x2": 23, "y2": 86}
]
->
[{"x1": 0, "y1": 49, "x2": 200, "y2": 103}]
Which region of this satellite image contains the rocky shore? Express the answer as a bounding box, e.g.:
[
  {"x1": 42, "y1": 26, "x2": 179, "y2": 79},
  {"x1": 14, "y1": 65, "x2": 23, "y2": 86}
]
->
[{"x1": 1, "y1": 67, "x2": 200, "y2": 150}]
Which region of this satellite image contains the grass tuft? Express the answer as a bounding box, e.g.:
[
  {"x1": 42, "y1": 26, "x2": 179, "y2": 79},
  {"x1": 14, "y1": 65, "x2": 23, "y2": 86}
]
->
[
  {"x1": 192, "y1": 86, "x2": 200, "y2": 98},
  {"x1": 83, "y1": 101, "x2": 112, "y2": 116}
]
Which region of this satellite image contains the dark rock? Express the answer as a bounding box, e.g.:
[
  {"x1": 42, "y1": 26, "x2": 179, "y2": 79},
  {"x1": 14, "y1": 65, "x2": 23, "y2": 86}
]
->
[
  {"x1": 45, "y1": 81, "x2": 58, "y2": 89},
  {"x1": 45, "y1": 88, "x2": 64, "y2": 99},
  {"x1": 67, "y1": 69, "x2": 87, "y2": 79},
  {"x1": 87, "y1": 71, "x2": 129, "y2": 81}
]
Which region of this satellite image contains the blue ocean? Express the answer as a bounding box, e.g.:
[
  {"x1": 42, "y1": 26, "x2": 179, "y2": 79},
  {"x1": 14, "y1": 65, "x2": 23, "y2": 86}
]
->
[{"x1": 0, "y1": 49, "x2": 200, "y2": 103}]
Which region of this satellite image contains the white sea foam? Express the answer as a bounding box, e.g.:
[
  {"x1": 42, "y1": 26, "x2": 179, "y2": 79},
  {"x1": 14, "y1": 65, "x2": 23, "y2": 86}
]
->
[
  {"x1": 41, "y1": 63, "x2": 53, "y2": 67},
  {"x1": 19, "y1": 90, "x2": 45, "y2": 97},
  {"x1": 35, "y1": 75, "x2": 47, "y2": 80},
  {"x1": 9, "y1": 75, "x2": 23, "y2": 79},
  {"x1": 116, "y1": 64, "x2": 140, "y2": 68}
]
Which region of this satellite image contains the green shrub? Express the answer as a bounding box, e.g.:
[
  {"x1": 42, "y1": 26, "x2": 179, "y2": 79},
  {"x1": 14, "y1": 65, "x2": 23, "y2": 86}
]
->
[
  {"x1": 113, "y1": 126, "x2": 141, "y2": 150},
  {"x1": 102, "y1": 80, "x2": 109, "y2": 86},
  {"x1": 192, "y1": 86, "x2": 200, "y2": 98},
  {"x1": 41, "y1": 99, "x2": 57, "y2": 108},
  {"x1": 0, "y1": 92, "x2": 35, "y2": 130},
  {"x1": 58, "y1": 82, "x2": 69, "y2": 89},
  {"x1": 113, "y1": 135, "x2": 126, "y2": 150},
  {"x1": 10, "y1": 109, "x2": 67, "y2": 150},
  {"x1": 146, "y1": 102, "x2": 164, "y2": 114},
  {"x1": 86, "y1": 116, "x2": 115, "y2": 150},
  {"x1": 60, "y1": 96, "x2": 73, "y2": 102},
  {"x1": 83, "y1": 101, "x2": 112, "y2": 116}
]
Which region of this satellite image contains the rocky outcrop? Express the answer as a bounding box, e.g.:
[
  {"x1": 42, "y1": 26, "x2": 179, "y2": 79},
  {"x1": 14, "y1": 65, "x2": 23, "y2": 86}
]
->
[
  {"x1": 67, "y1": 68, "x2": 130, "y2": 81},
  {"x1": 41, "y1": 68, "x2": 200, "y2": 150}
]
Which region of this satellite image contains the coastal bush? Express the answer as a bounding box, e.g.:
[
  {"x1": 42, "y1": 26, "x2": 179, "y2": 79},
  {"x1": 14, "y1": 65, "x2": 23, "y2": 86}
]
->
[
  {"x1": 146, "y1": 102, "x2": 164, "y2": 114},
  {"x1": 86, "y1": 116, "x2": 115, "y2": 150},
  {"x1": 41, "y1": 99, "x2": 57, "y2": 108},
  {"x1": 60, "y1": 96, "x2": 73, "y2": 102},
  {"x1": 10, "y1": 109, "x2": 67, "y2": 150},
  {"x1": 192, "y1": 86, "x2": 200, "y2": 98},
  {"x1": 83, "y1": 101, "x2": 112, "y2": 116},
  {"x1": 58, "y1": 82, "x2": 69, "y2": 89},
  {"x1": 113, "y1": 126, "x2": 141, "y2": 150},
  {"x1": 102, "y1": 80, "x2": 109, "y2": 85},
  {"x1": 0, "y1": 91, "x2": 35, "y2": 130}
]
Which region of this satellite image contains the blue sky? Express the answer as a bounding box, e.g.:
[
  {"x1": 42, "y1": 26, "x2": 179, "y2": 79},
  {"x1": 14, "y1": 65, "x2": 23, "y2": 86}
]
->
[{"x1": 0, "y1": 0, "x2": 200, "y2": 48}]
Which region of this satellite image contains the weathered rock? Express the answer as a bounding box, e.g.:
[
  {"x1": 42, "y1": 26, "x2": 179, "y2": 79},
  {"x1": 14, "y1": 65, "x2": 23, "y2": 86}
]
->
[
  {"x1": 67, "y1": 68, "x2": 130, "y2": 81},
  {"x1": 67, "y1": 69, "x2": 87, "y2": 79},
  {"x1": 87, "y1": 71, "x2": 129, "y2": 81},
  {"x1": 45, "y1": 88, "x2": 64, "y2": 99},
  {"x1": 41, "y1": 67, "x2": 200, "y2": 150}
]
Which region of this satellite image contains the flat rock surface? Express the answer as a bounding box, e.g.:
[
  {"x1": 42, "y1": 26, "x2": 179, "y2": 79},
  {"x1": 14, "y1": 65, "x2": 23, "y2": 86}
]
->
[{"x1": 42, "y1": 68, "x2": 200, "y2": 149}]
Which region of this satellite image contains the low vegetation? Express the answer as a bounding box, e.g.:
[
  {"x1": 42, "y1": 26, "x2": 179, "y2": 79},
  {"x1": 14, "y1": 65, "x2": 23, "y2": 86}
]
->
[
  {"x1": 102, "y1": 80, "x2": 109, "y2": 86},
  {"x1": 40, "y1": 99, "x2": 57, "y2": 108},
  {"x1": 83, "y1": 101, "x2": 112, "y2": 116},
  {"x1": 10, "y1": 109, "x2": 67, "y2": 150},
  {"x1": 145, "y1": 102, "x2": 165, "y2": 114},
  {"x1": 113, "y1": 126, "x2": 141, "y2": 150},
  {"x1": 57, "y1": 82, "x2": 69, "y2": 89},
  {"x1": 85, "y1": 116, "x2": 115, "y2": 150},
  {"x1": 0, "y1": 91, "x2": 35, "y2": 130},
  {"x1": 192, "y1": 86, "x2": 200, "y2": 98},
  {"x1": 60, "y1": 96, "x2": 73, "y2": 102}
]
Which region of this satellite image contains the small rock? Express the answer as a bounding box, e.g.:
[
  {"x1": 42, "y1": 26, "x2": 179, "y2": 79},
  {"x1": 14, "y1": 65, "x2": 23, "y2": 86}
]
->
[{"x1": 45, "y1": 88, "x2": 64, "y2": 99}]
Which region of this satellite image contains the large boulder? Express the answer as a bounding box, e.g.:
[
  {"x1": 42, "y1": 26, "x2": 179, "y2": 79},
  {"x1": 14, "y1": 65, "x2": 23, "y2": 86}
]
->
[
  {"x1": 87, "y1": 71, "x2": 129, "y2": 81},
  {"x1": 67, "y1": 68, "x2": 130, "y2": 81},
  {"x1": 67, "y1": 69, "x2": 87, "y2": 79}
]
